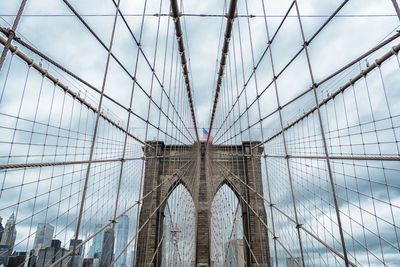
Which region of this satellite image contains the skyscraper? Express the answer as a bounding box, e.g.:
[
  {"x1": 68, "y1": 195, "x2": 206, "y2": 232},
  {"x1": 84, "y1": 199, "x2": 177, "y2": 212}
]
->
[
  {"x1": 69, "y1": 239, "x2": 83, "y2": 267},
  {"x1": 286, "y1": 257, "x2": 302, "y2": 267},
  {"x1": 7, "y1": 251, "x2": 26, "y2": 266},
  {"x1": 33, "y1": 223, "x2": 54, "y2": 250},
  {"x1": 0, "y1": 213, "x2": 16, "y2": 250},
  {"x1": 35, "y1": 239, "x2": 70, "y2": 267},
  {"x1": 89, "y1": 224, "x2": 102, "y2": 259},
  {"x1": 0, "y1": 215, "x2": 17, "y2": 266},
  {"x1": 0, "y1": 217, "x2": 4, "y2": 242},
  {"x1": 115, "y1": 215, "x2": 129, "y2": 267},
  {"x1": 99, "y1": 228, "x2": 114, "y2": 267},
  {"x1": 0, "y1": 217, "x2": 4, "y2": 266},
  {"x1": 130, "y1": 250, "x2": 136, "y2": 267},
  {"x1": 224, "y1": 239, "x2": 244, "y2": 267}
]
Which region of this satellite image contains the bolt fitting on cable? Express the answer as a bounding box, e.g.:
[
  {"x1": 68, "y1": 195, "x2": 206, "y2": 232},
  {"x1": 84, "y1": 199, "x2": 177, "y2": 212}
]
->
[
  {"x1": 27, "y1": 58, "x2": 34, "y2": 67},
  {"x1": 7, "y1": 28, "x2": 15, "y2": 38},
  {"x1": 361, "y1": 69, "x2": 368, "y2": 77},
  {"x1": 11, "y1": 46, "x2": 19, "y2": 55},
  {"x1": 390, "y1": 46, "x2": 398, "y2": 55}
]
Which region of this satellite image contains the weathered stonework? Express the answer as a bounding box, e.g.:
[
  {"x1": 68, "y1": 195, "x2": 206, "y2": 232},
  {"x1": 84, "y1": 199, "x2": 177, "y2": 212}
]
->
[{"x1": 136, "y1": 141, "x2": 270, "y2": 266}]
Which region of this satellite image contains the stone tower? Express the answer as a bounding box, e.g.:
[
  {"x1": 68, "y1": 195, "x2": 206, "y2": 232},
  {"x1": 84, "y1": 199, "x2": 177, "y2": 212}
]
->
[{"x1": 136, "y1": 142, "x2": 270, "y2": 266}]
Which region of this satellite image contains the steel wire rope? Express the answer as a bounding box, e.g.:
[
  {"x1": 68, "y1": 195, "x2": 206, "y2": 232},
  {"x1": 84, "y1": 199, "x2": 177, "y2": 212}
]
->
[
  {"x1": 212, "y1": 0, "x2": 397, "y2": 145},
  {"x1": 140, "y1": 0, "x2": 167, "y2": 260},
  {"x1": 215, "y1": 159, "x2": 359, "y2": 266},
  {"x1": 0, "y1": 25, "x2": 193, "y2": 144},
  {"x1": 60, "y1": 0, "x2": 194, "y2": 144},
  {"x1": 215, "y1": 165, "x2": 303, "y2": 266},
  {"x1": 110, "y1": 160, "x2": 196, "y2": 266},
  {"x1": 212, "y1": 1, "x2": 296, "y2": 141},
  {"x1": 220, "y1": 26, "x2": 400, "y2": 147},
  {"x1": 3, "y1": 13, "x2": 400, "y2": 18},
  {"x1": 219, "y1": 54, "x2": 250, "y2": 267},
  {"x1": 170, "y1": 0, "x2": 200, "y2": 142},
  {"x1": 49, "y1": 158, "x2": 193, "y2": 267},
  {"x1": 110, "y1": 0, "x2": 196, "y2": 143},
  {"x1": 0, "y1": 0, "x2": 26, "y2": 72}
]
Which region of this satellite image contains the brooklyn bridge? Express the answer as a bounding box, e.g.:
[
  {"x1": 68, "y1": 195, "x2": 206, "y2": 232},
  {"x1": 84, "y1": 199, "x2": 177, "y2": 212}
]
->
[{"x1": 0, "y1": 0, "x2": 399, "y2": 266}]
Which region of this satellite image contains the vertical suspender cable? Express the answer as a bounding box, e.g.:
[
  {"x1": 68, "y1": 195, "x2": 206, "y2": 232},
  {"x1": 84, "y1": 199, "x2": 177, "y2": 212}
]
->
[
  {"x1": 391, "y1": 0, "x2": 400, "y2": 21},
  {"x1": 0, "y1": 0, "x2": 27, "y2": 72},
  {"x1": 207, "y1": 0, "x2": 238, "y2": 143},
  {"x1": 170, "y1": 0, "x2": 200, "y2": 143}
]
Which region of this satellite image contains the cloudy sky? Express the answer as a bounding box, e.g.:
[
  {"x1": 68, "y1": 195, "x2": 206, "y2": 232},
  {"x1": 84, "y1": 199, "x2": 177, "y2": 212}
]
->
[{"x1": 0, "y1": 0, "x2": 400, "y2": 266}]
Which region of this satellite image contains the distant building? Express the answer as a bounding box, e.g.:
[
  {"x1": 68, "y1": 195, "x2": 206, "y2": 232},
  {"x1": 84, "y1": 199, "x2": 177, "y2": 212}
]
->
[
  {"x1": 0, "y1": 213, "x2": 17, "y2": 266},
  {"x1": 7, "y1": 251, "x2": 26, "y2": 266},
  {"x1": 27, "y1": 249, "x2": 38, "y2": 267},
  {"x1": 33, "y1": 223, "x2": 54, "y2": 251},
  {"x1": 115, "y1": 215, "x2": 129, "y2": 267},
  {"x1": 35, "y1": 239, "x2": 70, "y2": 267},
  {"x1": 130, "y1": 250, "x2": 135, "y2": 267},
  {"x1": 224, "y1": 239, "x2": 244, "y2": 267},
  {"x1": 0, "y1": 245, "x2": 11, "y2": 266},
  {"x1": 0, "y1": 213, "x2": 16, "y2": 250},
  {"x1": 99, "y1": 228, "x2": 114, "y2": 267},
  {"x1": 286, "y1": 257, "x2": 302, "y2": 267},
  {"x1": 0, "y1": 217, "x2": 4, "y2": 242},
  {"x1": 69, "y1": 239, "x2": 83, "y2": 267},
  {"x1": 88, "y1": 224, "x2": 102, "y2": 259},
  {"x1": 83, "y1": 258, "x2": 99, "y2": 267}
]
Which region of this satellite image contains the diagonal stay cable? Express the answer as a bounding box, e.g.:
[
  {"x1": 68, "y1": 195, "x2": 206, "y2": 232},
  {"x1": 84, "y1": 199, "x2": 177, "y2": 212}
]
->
[
  {"x1": 68, "y1": 2, "x2": 121, "y2": 264},
  {"x1": 213, "y1": 0, "x2": 350, "y2": 142},
  {"x1": 49, "y1": 159, "x2": 193, "y2": 267},
  {"x1": 212, "y1": 1, "x2": 295, "y2": 141},
  {"x1": 0, "y1": 34, "x2": 149, "y2": 148},
  {"x1": 110, "y1": 161, "x2": 196, "y2": 267},
  {"x1": 207, "y1": 0, "x2": 238, "y2": 143},
  {"x1": 110, "y1": 0, "x2": 196, "y2": 142},
  {"x1": 391, "y1": 0, "x2": 400, "y2": 21},
  {"x1": 215, "y1": 160, "x2": 359, "y2": 267},
  {"x1": 170, "y1": 0, "x2": 199, "y2": 142},
  {"x1": 217, "y1": 31, "x2": 400, "y2": 145},
  {"x1": 254, "y1": 41, "x2": 400, "y2": 149},
  {"x1": 207, "y1": 160, "x2": 301, "y2": 267},
  {"x1": 0, "y1": 0, "x2": 26, "y2": 72},
  {"x1": 0, "y1": 27, "x2": 193, "y2": 145},
  {"x1": 60, "y1": 0, "x2": 194, "y2": 144}
]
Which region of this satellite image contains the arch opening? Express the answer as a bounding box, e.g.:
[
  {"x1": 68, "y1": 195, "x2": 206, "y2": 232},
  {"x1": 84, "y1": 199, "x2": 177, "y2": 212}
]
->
[
  {"x1": 161, "y1": 183, "x2": 195, "y2": 266},
  {"x1": 210, "y1": 183, "x2": 245, "y2": 267}
]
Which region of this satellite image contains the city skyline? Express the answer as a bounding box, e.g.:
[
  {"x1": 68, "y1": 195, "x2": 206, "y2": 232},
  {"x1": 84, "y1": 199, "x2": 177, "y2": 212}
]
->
[
  {"x1": 0, "y1": 0, "x2": 399, "y2": 265},
  {"x1": 0, "y1": 213, "x2": 133, "y2": 267},
  {"x1": 115, "y1": 215, "x2": 129, "y2": 267}
]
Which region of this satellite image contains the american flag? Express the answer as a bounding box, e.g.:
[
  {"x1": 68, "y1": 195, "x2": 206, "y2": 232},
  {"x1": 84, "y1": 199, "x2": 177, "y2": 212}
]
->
[{"x1": 203, "y1": 128, "x2": 213, "y2": 142}]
